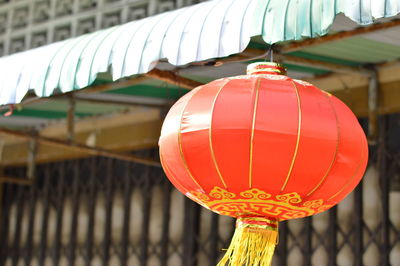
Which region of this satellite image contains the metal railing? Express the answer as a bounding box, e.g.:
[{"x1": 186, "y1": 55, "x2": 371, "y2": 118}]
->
[{"x1": 0, "y1": 115, "x2": 399, "y2": 266}]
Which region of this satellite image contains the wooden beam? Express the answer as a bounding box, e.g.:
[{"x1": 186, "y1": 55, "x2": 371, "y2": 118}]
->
[
  {"x1": 303, "y1": 61, "x2": 400, "y2": 118},
  {"x1": 280, "y1": 19, "x2": 400, "y2": 53},
  {"x1": 276, "y1": 54, "x2": 371, "y2": 76},
  {"x1": 213, "y1": 47, "x2": 367, "y2": 76},
  {"x1": 0, "y1": 106, "x2": 163, "y2": 166},
  {"x1": 0, "y1": 126, "x2": 161, "y2": 167},
  {"x1": 304, "y1": 59, "x2": 400, "y2": 92},
  {"x1": 145, "y1": 68, "x2": 204, "y2": 90},
  {"x1": 331, "y1": 79, "x2": 400, "y2": 118},
  {"x1": 0, "y1": 176, "x2": 33, "y2": 186},
  {"x1": 40, "y1": 108, "x2": 161, "y2": 138}
]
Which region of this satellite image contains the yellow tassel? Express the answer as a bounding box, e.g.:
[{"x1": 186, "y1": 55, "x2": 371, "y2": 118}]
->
[{"x1": 218, "y1": 217, "x2": 279, "y2": 266}]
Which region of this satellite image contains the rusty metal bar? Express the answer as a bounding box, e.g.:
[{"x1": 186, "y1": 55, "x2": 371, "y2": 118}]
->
[
  {"x1": 23, "y1": 177, "x2": 37, "y2": 266},
  {"x1": 102, "y1": 159, "x2": 114, "y2": 266},
  {"x1": 11, "y1": 183, "x2": 25, "y2": 266},
  {"x1": 121, "y1": 161, "x2": 132, "y2": 266},
  {"x1": 303, "y1": 217, "x2": 313, "y2": 266},
  {"x1": 38, "y1": 166, "x2": 51, "y2": 266},
  {"x1": 68, "y1": 162, "x2": 80, "y2": 266},
  {"x1": 278, "y1": 221, "x2": 288, "y2": 266},
  {"x1": 140, "y1": 166, "x2": 152, "y2": 266},
  {"x1": 0, "y1": 183, "x2": 13, "y2": 266},
  {"x1": 160, "y1": 180, "x2": 172, "y2": 266},
  {"x1": 0, "y1": 176, "x2": 33, "y2": 186},
  {"x1": 378, "y1": 116, "x2": 390, "y2": 265},
  {"x1": 53, "y1": 162, "x2": 66, "y2": 266},
  {"x1": 145, "y1": 68, "x2": 203, "y2": 90},
  {"x1": 84, "y1": 158, "x2": 97, "y2": 266},
  {"x1": 354, "y1": 182, "x2": 364, "y2": 266},
  {"x1": 209, "y1": 213, "x2": 219, "y2": 266},
  {"x1": 328, "y1": 206, "x2": 338, "y2": 266}
]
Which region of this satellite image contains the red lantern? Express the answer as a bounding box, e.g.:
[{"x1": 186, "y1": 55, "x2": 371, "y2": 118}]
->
[{"x1": 159, "y1": 62, "x2": 368, "y2": 265}]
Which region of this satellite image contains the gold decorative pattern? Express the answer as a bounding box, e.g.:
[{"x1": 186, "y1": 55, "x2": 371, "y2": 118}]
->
[
  {"x1": 281, "y1": 81, "x2": 302, "y2": 191},
  {"x1": 240, "y1": 188, "x2": 271, "y2": 200},
  {"x1": 186, "y1": 186, "x2": 333, "y2": 221},
  {"x1": 209, "y1": 80, "x2": 230, "y2": 188},
  {"x1": 209, "y1": 186, "x2": 236, "y2": 200},
  {"x1": 249, "y1": 78, "x2": 261, "y2": 188},
  {"x1": 306, "y1": 94, "x2": 340, "y2": 196},
  {"x1": 275, "y1": 193, "x2": 302, "y2": 204}
]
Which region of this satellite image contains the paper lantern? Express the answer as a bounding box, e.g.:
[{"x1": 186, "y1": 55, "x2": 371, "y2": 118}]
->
[{"x1": 159, "y1": 62, "x2": 368, "y2": 265}]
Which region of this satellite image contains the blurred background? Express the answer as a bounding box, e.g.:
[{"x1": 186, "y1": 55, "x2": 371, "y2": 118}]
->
[{"x1": 0, "y1": 0, "x2": 399, "y2": 265}]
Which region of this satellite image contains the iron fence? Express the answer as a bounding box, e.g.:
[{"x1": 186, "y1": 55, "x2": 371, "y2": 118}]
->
[{"x1": 0, "y1": 115, "x2": 399, "y2": 266}]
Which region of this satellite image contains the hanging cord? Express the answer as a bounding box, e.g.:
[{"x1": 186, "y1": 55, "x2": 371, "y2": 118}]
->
[{"x1": 265, "y1": 44, "x2": 274, "y2": 62}]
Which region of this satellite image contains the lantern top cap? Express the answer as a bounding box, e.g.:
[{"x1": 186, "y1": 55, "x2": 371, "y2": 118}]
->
[{"x1": 247, "y1": 62, "x2": 287, "y2": 76}]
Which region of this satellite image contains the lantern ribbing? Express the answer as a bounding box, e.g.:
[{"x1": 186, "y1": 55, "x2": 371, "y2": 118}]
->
[
  {"x1": 159, "y1": 62, "x2": 368, "y2": 265},
  {"x1": 306, "y1": 95, "x2": 340, "y2": 197},
  {"x1": 209, "y1": 80, "x2": 230, "y2": 189},
  {"x1": 280, "y1": 81, "x2": 302, "y2": 191},
  {"x1": 249, "y1": 78, "x2": 261, "y2": 189}
]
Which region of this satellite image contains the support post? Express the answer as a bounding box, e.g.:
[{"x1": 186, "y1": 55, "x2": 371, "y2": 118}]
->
[
  {"x1": 304, "y1": 217, "x2": 313, "y2": 266},
  {"x1": 354, "y1": 182, "x2": 364, "y2": 266},
  {"x1": 67, "y1": 95, "x2": 76, "y2": 143},
  {"x1": 378, "y1": 116, "x2": 390, "y2": 266},
  {"x1": 328, "y1": 206, "x2": 338, "y2": 266},
  {"x1": 278, "y1": 220, "x2": 288, "y2": 266},
  {"x1": 0, "y1": 166, "x2": 3, "y2": 224},
  {"x1": 368, "y1": 68, "x2": 379, "y2": 144},
  {"x1": 27, "y1": 138, "x2": 37, "y2": 180}
]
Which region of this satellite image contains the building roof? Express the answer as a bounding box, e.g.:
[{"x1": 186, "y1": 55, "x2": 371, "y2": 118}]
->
[{"x1": 0, "y1": 0, "x2": 399, "y2": 106}]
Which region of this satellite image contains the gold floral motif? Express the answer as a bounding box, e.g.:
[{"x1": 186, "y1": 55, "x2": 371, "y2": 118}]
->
[
  {"x1": 187, "y1": 186, "x2": 333, "y2": 221},
  {"x1": 209, "y1": 186, "x2": 236, "y2": 200},
  {"x1": 303, "y1": 199, "x2": 324, "y2": 209},
  {"x1": 187, "y1": 191, "x2": 210, "y2": 202},
  {"x1": 275, "y1": 192, "x2": 302, "y2": 204},
  {"x1": 240, "y1": 188, "x2": 271, "y2": 200}
]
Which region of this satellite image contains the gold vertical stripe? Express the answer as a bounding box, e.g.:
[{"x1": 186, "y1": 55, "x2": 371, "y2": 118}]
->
[
  {"x1": 306, "y1": 95, "x2": 340, "y2": 196},
  {"x1": 327, "y1": 144, "x2": 365, "y2": 201},
  {"x1": 178, "y1": 92, "x2": 206, "y2": 193},
  {"x1": 249, "y1": 78, "x2": 262, "y2": 188},
  {"x1": 280, "y1": 81, "x2": 302, "y2": 191},
  {"x1": 209, "y1": 80, "x2": 230, "y2": 188}
]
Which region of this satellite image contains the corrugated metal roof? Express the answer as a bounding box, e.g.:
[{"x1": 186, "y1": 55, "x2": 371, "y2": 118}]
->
[
  {"x1": 0, "y1": 0, "x2": 399, "y2": 105},
  {"x1": 255, "y1": 0, "x2": 400, "y2": 43}
]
